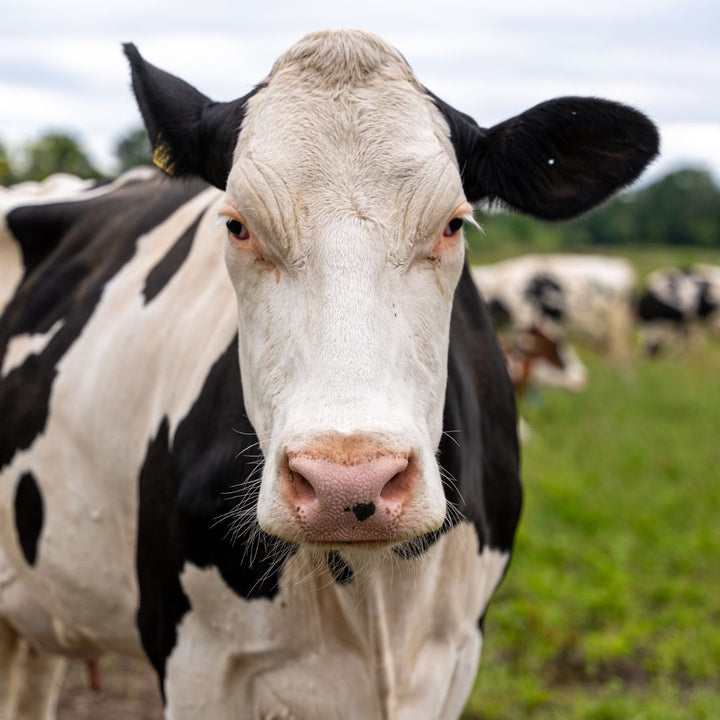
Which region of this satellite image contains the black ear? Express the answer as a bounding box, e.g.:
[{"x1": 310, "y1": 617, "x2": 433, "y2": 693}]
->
[
  {"x1": 123, "y1": 43, "x2": 260, "y2": 190},
  {"x1": 432, "y1": 94, "x2": 659, "y2": 220}
]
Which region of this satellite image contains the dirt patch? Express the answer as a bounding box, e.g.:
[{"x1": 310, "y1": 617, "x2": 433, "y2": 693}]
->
[{"x1": 58, "y1": 655, "x2": 164, "y2": 720}]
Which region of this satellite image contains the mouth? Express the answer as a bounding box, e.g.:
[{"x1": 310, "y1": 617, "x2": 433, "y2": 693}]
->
[{"x1": 305, "y1": 538, "x2": 399, "y2": 551}]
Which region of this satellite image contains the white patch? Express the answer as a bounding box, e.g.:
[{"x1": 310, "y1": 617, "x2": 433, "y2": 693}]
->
[
  {"x1": 165, "y1": 524, "x2": 508, "y2": 720},
  {"x1": 1, "y1": 320, "x2": 64, "y2": 377},
  {"x1": 0, "y1": 547, "x2": 96, "y2": 657}
]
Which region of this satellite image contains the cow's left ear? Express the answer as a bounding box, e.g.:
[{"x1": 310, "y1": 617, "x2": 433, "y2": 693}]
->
[
  {"x1": 433, "y1": 95, "x2": 659, "y2": 220},
  {"x1": 124, "y1": 44, "x2": 258, "y2": 190}
]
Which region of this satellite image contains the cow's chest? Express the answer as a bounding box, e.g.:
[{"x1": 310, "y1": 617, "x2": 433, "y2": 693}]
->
[{"x1": 163, "y1": 523, "x2": 508, "y2": 720}]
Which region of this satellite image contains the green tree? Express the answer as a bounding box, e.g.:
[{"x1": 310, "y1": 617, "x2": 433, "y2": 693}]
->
[
  {"x1": 0, "y1": 141, "x2": 17, "y2": 185},
  {"x1": 115, "y1": 127, "x2": 152, "y2": 171},
  {"x1": 20, "y1": 133, "x2": 101, "y2": 182},
  {"x1": 468, "y1": 167, "x2": 720, "y2": 254},
  {"x1": 575, "y1": 168, "x2": 720, "y2": 246}
]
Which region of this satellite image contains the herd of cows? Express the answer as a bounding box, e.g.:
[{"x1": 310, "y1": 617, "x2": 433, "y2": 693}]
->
[
  {"x1": 474, "y1": 254, "x2": 720, "y2": 396},
  {"x1": 0, "y1": 29, "x2": 667, "y2": 720}
]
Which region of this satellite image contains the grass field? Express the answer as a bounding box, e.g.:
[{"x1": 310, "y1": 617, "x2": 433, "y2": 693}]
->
[{"x1": 462, "y1": 321, "x2": 720, "y2": 717}]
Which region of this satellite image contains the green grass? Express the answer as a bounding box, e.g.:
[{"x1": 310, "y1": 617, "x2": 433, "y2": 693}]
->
[{"x1": 462, "y1": 302, "x2": 720, "y2": 718}]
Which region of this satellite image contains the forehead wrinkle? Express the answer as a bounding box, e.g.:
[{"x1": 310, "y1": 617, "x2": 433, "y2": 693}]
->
[
  {"x1": 393, "y1": 156, "x2": 464, "y2": 251},
  {"x1": 232, "y1": 60, "x2": 461, "y2": 262},
  {"x1": 230, "y1": 155, "x2": 303, "y2": 260}
]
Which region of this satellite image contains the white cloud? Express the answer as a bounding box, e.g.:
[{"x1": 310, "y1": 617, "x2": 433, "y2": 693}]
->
[{"x1": 651, "y1": 123, "x2": 720, "y2": 182}]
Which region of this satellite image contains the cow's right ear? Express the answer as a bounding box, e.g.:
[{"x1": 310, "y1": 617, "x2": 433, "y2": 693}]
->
[{"x1": 123, "y1": 44, "x2": 257, "y2": 190}]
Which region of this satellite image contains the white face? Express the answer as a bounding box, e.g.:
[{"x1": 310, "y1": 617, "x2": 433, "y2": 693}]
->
[{"x1": 221, "y1": 39, "x2": 470, "y2": 547}]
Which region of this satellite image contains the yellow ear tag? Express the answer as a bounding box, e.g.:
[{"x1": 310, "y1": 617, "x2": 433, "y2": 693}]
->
[{"x1": 153, "y1": 143, "x2": 176, "y2": 175}]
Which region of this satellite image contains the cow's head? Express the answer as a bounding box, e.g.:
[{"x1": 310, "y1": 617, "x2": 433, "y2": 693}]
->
[{"x1": 126, "y1": 30, "x2": 658, "y2": 547}]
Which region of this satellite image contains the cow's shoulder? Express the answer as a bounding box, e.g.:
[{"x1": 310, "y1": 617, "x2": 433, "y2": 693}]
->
[{"x1": 0, "y1": 172, "x2": 215, "y2": 470}]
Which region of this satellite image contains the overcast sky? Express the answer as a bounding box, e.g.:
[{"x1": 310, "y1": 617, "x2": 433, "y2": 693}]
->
[{"x1": 2, "y1": 0, "x2": 718, "y2": 185}]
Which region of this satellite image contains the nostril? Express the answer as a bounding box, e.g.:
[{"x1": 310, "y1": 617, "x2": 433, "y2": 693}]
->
[
  {"x1": 380, "y1": 466, "x2": 413, "y2": 505},
  {"x1": 288, "y1": 470, "x2": 317, "y2": 505}
]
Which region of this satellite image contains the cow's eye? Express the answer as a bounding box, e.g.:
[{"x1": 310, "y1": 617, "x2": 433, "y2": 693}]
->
[
  {"x1": 443, "y1": 217, "x2": 464, "y2": 237},
  {"x1": 226, "y1": 218, "x2": 250, "y2": 241}
]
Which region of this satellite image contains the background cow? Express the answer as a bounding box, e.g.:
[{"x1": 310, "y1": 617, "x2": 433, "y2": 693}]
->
[
  {"x1": 0, "y1": 30, "x2": 657, "y2": 720},
  {"x1": 639, "y1": 264, "x2": 720, "y2": 354},
  {"x1": 473, "y1": 254, "x2": 638, "y2": 360},
  {"x1": 499, "y1": 327, "x2": 588, "y2": 396}
]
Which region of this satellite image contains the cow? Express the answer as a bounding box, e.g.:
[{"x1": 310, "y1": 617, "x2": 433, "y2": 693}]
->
[
  {"x1": 500, "y1": 327, "x2": 588, "y2": 396},
  {"x1": 472, "y1": 254, "x2": 638, "y2": 359},
  {"x1": 0, "y1": 30, "x2": 658, "y2": 720},
  {"x1": 638, "y1": 264, "x2": 720, "y2": 354}
]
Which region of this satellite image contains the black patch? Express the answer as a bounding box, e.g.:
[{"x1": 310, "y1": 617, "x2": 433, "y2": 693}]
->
[
  {"x1": 143, "y1": 215, "x2": 200, "y2": 304},
  {"x1": 172, "y1": 338, "x2": 294, "y2": 597},
  {"x1": 0, "y1": 177, "x2": 211, "y2": 472},
  {"x1": 136, "y1": 338, "x2": 294, "y2": 690},
  {"x1": 697, "y1": 281, "x2": 718, "y2": 319},
  {"x1": 124, "y1": 44, "x2": 264, "y2": 190},
  {"x1": 441, "y1": 265, "x2": 522, "y2": 553},
  {"x1": 428, "y1": 90, "x2": 659, "y2": 219},
  {"x1": 638, "y1": 290, "x2": 684, "y2": 323},
  {"x1": 351, "y1": 502, "x2": 375, "y2": 522},
  {"x1": 326, "y1": 551, "x2": 354, "y2": 585},
  {"x1": 487, "y1": 298, "x2": 512, "y2": 330},
  {"x1": 393, "y1": 526, "x2": 448, "y2": 560},
  {"x1": 525, "y1": 274, "x2": 565, "y2": 321},
  {"x1": 136, "y1": 418, "x2": 190, "y2": 693},
  {"x1": 14, "y1": 472, "x2": 44, "y2": 565}
]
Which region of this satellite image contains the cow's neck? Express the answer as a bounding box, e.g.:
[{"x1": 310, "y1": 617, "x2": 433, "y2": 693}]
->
[
  {"x1": 359, "y1": 564, "x2": 397, "y2": 719},
  {"x1": 170, "y1": 523, "x2": 492, "y2": 717}
]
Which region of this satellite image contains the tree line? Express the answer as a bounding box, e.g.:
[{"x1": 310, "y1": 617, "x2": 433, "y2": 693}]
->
[
  {"x1": 474, "y1": 166, "x2": 720, "y2": 248},
  {"x1": 1, "y1": 129, "x2": 718, "y2": 247},
  {"x1": 0, "y1": 128, "x2": 151, "y2": 185}
]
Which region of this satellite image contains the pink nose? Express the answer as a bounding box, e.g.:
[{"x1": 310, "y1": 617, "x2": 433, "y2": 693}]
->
[{"x1": 284, "y1": 450, "x2": 415, "y2": 543}]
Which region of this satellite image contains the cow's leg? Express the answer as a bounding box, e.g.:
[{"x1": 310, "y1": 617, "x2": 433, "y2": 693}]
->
[
  {"x1": 1, "y1": 616, "x2": 23, "y2": 719},
  {"x1": 15, "y1": 644, "x2": 66, "y2": 720},
  {"x1": 0, "y1": 617, "x2": 66, "y2": 720}
]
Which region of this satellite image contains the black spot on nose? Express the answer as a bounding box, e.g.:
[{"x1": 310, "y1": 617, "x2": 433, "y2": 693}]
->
[{"x1": 352, "y1": 501, "x2": 375, "y2": 522}]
